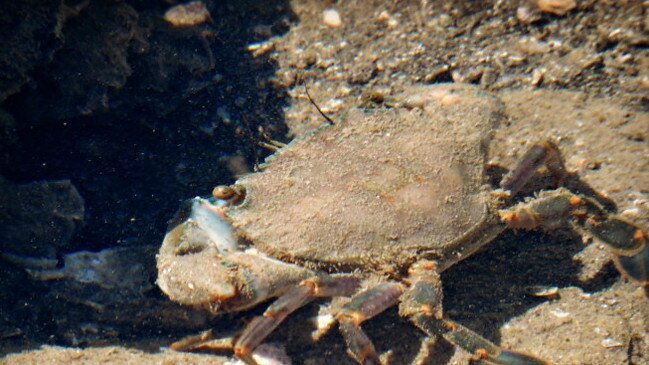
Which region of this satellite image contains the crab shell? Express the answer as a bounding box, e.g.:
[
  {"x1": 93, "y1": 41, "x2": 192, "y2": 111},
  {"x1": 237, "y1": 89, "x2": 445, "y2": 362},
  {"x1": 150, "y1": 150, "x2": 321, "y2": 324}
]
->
[
  {"x1": 158, "y1": 84, "x2": 504, "y2": 292},
  {"x1": 224, "y1": 83, "x2": 505, "y2": 274}
]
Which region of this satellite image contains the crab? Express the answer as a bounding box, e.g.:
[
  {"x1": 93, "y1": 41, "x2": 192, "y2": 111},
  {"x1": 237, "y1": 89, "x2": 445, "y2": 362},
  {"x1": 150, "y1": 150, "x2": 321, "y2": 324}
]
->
[{"x1": 156, "y1": 83, "x2": 648, "y2": 365}]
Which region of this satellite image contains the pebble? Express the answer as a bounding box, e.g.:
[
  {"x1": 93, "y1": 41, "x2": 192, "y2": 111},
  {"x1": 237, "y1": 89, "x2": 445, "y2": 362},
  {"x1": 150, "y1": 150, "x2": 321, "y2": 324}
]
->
[
  {"x1": 376, "y1": 11, "x2": 398, "y2": 29},
  {"x1": 516, "y1": 5, "x2": 541, "y2": 24},
  {"x1": 323, "y1": 9, "x2": 342, "y2": 27},
  {"x1": 437, "y1": 13, "x2": 453, "y2": 28}
]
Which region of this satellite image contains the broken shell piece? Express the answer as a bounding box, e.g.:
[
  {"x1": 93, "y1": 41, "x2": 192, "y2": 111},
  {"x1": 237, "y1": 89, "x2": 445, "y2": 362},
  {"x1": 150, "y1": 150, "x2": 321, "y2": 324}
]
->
[
  {"x1": 224, "y1": 343, "x2": 292, "y2": 365},
  {"x1": 526, "y1": 285, "x2": 560, "y2": 298},
  {"x1": 26, "y1": 246, "x2": 153, "y2": 293},
  {"x1": 536, "y1": 0, "x2": 577, "y2": 16},
  {"x1": 164, "y1": 1, "x2": 211, "y2": 27},
  {"x1": 549, "y1": 308, "x2": 570, "y2": 318},
  {"x1": 601, "y1": 337, "x2": 624, "y2": 348}
]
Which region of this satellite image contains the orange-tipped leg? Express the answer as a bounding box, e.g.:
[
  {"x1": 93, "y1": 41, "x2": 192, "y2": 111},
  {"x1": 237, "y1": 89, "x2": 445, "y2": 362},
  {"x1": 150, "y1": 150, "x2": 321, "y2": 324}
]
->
[
  {"x1": 499, "y1": 188, "x2": 649, "y2": 286},
  {"x1": 337, "y1": 282, "x2": 405, "y2": 365},
  {"x1": 233, "y1": 275, "x2": 361, "y2": 364},
  {"x1": 410, "y1": 312, "x2": 550, "y2": 365},
  {"x1": 403, "y1": 260, "x2": 551, "y2": 365},
  {"x1": 500, "y1": 140, "x2": 567, "y2": 197},
  {"x1": 338, "y1": 320, "x2": 381, "y2": 365}
]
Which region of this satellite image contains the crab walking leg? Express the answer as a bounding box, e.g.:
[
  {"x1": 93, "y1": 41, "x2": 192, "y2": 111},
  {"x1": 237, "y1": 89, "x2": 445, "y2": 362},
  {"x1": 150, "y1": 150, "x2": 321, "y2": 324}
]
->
[
  {"x1": 411, "y1": 317, "x2": 550, "y2": 365},
  {"x1": 234, "y1": 275, "x2": 361, "y2": 364},
  {"x1": 499, "y1": 188, "x2": 649, "y2": 286},
  {"x1": 495, "y1": 139, "x2": 647, "y2": 285},
  {"x1": 170, "y1": 329, "x2": 234, "y2": 352},
  {"x1": 500, "y1": 140, "x2": 567, "y2": 197},
  {"x1": 336, "y1": 282, "x2": 405, "y2": 365},
  {"x1": 401, "y1": 261, "x2": 551, "y2": 365}
]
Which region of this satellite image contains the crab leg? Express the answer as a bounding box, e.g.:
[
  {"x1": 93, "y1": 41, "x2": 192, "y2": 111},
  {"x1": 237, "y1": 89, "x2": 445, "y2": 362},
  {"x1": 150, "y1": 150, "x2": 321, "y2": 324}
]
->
[
  {"x1": 402, "y1": 261, "x2": 550, "y2": 365},
  {"x1": 337, "y1": 282, "x2": 405, "y2": 365},
  {"x1": 411, "y1": 316, "x2": 550, "y2": 365},
  {"x1": 497, "y1": 140, "x2": 647, "y2": 286},
  {"x1": 234, "y1": 275, "x2": 361, "y2": 364},
  {"x1": 500, "y1": 140, "x2": 567, "y2": 197},
  {"x1": 499, "y1": 189, "x2": 648, "y2": 286}
]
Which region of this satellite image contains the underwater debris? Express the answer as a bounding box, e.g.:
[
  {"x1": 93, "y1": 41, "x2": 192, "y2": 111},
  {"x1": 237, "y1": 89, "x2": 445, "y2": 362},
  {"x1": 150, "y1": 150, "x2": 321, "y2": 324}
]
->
[
  {"x1": 164, "y1": 1, "x2": 211, "y2": 27},
  {"x1": 0, "y1": 177, "x2": 84, "y2": 258}
]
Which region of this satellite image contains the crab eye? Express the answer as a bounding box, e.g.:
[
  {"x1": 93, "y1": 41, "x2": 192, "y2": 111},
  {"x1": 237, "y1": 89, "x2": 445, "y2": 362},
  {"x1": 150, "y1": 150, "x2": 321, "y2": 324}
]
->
[
  {"x1": 212, "y1": 185, "x2": 246, "y2": 205},
  {"x1": 213, "y1": 185, "x2": 235, "y2": 199}
]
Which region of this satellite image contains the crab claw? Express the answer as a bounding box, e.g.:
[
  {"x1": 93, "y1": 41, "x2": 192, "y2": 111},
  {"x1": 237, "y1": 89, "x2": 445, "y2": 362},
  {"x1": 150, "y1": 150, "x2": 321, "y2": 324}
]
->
[
  {"x1": 157, "y1": 248, "x2": 238, "y2": 310},
  {"x1": 586, "y1": 216, "x2": 648, "y2": 286},
  {"x1": 157, "y1": 196, "x2": 315, "y2": 313},
  {"x1": 158, "y1": 245, "x2": 314, "y2": 313},
  {"x1": 156, "y1": 197, "x2": 242, "y2": 310},
  {"x1": 615, "y1": 244, "x2": 649, "y2": 287},
  {"x1": 160, "y1": 197, "x2": 239, "y2": 257}
]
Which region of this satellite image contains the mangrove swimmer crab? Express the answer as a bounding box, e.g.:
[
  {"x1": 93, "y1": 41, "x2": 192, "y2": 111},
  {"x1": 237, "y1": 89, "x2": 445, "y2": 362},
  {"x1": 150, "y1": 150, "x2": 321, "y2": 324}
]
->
[{"x1": 157, "y1": 83, "x2": 648, "y2": 365}]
